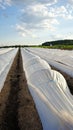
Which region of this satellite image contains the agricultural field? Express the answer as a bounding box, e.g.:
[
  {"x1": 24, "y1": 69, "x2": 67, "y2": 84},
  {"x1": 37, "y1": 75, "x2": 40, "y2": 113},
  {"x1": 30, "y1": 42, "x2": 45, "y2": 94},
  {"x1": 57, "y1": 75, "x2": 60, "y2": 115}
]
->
[
  {"x1": 40, "y1": 45, "x2": 73, "y2": 50},
  {"x1": 0, "y1": 47, "x2": 73, "y2": 130}
]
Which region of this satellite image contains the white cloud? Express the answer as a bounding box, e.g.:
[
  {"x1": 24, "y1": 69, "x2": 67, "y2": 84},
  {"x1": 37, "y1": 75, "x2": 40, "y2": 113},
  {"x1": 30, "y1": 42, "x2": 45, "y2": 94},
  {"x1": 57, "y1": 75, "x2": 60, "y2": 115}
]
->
[
  {"x1": 17, "y1": 1, "x2": 73, "y2": 37},
  {"x1": 12, "y1": 0, "x2": 57, "y2": 6},
  {"x1": 49, "y1": 5, "x2": 73, "y2": 19},
  {"x1": 64, "y1": 32, "x2": 73, "y2": 39},
  {"x1": 4, "y1": 0, "x2": 12, "y2": 6},
  {"x1": 38, "y1": 19, "x2": 59, "y2": 30},
  {"x1": 27, "y1": 3, "x2": 49, "y2": 17},
  {"x1": 18, "y1": 2, "x2": 60, "y2": 37},
  {"x1": 0, "y1": 0, "x2": 58, "y2": 9},
  {"x1": 1, "y1": 0, "x2": 73, "y2": 41},
  {"x1": 16, "y1": 17, "x2": 59, "y2": 38},
  {"x1": 16, "y1": 24, "x2": 37, "y2": 38},
  {"x1": 68, "y1": 0, "x2": 73, "y2": 4},
  {"x1": 21, "y1": 3, "x2": 55, "y2": 19},
  {"x1": 50, "y1": 32, "x2": 73, "y2": 41},
  {"x1": 15, "y1": 0, "x2": 73, "y2": 38},
  {"x1": 0, "y1": 4, "x2": 5, "y2": 9},
  {"x1": 0, "y1": 0, "x2": 12, "y2": 9}
]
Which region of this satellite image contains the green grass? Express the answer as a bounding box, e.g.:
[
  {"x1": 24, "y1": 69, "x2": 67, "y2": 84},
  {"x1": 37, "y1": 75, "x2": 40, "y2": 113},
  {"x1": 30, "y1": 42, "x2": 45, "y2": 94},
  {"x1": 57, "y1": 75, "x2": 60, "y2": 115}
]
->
[
  {"x1": 38, "y1": 45, "x2": 73, "y2": 50},
  {"x1": 0, "y1": 44, "x2": 73, "y2": 50}
]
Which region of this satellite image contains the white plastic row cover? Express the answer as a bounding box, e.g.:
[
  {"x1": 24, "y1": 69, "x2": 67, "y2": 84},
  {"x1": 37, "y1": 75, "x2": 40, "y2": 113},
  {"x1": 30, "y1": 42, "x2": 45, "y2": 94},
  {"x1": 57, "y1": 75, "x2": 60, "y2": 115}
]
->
[
  {"x1": 27, "y1": 48, "x2": 73, "y2": 77},
  {"x1": 0, "y1": 48, "x2": 18, "y2": 92},
  {"x1": 21, "y1": 48, "x2": 73, "y2": 130}
]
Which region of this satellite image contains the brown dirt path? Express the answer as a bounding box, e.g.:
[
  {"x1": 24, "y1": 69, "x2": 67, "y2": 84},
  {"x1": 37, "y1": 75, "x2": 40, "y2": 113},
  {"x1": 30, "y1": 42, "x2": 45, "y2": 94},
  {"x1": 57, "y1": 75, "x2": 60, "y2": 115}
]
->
[{"x1": 0, "y1": 48, "x2": 42, "y2": 130}]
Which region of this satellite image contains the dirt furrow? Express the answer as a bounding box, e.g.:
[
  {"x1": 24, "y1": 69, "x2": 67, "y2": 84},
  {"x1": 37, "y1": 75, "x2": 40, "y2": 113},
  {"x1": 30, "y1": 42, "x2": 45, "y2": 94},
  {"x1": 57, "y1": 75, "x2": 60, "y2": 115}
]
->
[{"x1": 0, "y1": 48, "x2": 42, "y2": 130}]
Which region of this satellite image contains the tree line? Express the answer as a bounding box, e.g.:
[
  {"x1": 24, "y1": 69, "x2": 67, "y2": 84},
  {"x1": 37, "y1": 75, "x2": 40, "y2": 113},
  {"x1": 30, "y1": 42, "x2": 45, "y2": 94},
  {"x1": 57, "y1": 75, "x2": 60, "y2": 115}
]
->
[{"x1": 42, "y1": 40, "x2": 73, "y2": 46}]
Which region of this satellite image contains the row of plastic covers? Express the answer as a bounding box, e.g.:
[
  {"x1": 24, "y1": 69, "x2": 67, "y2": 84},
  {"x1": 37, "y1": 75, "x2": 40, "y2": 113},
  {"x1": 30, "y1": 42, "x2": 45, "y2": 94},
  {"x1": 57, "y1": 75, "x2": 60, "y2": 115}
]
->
[
  {"x1": 21, "y1": 48, "x2": 73, "y2": 130},
  {"x1": 0, "y1": 48, "x2": 18, "y2": 92},
  {"x1": 0, "y1": 48, "x2": 73, "y2": 130},
  {"x1": 26, "y1": 48, "x2": 73, "y2": 77}
]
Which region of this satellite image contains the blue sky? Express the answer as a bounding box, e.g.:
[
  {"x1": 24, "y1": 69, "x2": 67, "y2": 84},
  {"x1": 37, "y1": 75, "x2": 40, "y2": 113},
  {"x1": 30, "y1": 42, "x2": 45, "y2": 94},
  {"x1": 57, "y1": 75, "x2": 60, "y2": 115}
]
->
[{"x1": 0, "y1": 0, "x2": 73, "y2": 46}]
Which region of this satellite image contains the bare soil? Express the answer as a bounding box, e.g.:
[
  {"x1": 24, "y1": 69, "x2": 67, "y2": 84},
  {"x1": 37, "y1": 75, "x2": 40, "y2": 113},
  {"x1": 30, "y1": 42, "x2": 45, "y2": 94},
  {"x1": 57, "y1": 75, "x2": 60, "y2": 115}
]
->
[{"x1": 0, "y1": 48, "x2": 42, "y2": 130}]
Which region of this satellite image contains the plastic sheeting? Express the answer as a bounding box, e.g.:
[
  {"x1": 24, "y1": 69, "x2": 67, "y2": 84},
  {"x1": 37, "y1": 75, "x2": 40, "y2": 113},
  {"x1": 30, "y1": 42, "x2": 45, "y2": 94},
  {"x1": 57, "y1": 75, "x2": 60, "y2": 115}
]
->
[
  {"x1": 21, "y1": 48, "x2": 73, "y2": 130},
  {"x1": 26, "y1": 48, "x2": 73, "y2": 77},
  {"x1": 0, "y1": 48, "x2": 13, "y2": 55},
  {"x1": 0, "y1": 48, "x2": 18, "y2": 92}
]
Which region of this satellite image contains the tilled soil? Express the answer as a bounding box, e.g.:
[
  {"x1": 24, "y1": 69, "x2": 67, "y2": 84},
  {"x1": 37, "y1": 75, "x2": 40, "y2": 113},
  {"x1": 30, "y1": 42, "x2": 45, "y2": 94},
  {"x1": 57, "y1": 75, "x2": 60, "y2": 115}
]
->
[{"x1": 0, "y1": 48, "x2": 42, "y2": 130}]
